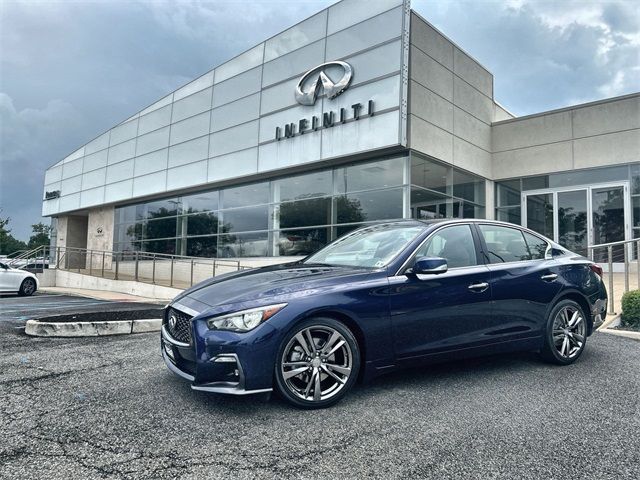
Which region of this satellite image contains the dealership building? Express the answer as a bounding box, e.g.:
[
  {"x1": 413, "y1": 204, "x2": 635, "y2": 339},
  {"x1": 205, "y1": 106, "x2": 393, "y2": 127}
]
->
[{"x1": 42, "y1": 0, "x2": 640, "y2": 263}]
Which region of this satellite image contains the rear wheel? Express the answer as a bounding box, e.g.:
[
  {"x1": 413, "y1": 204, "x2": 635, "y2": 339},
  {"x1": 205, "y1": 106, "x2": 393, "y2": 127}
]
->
[
  {"x1": 540, "y1": 300, "x2": 587, "y2": 365},
  {"x1": 18, "y1": 277, "x2": 37, "y2": 297},
  {"x1": 274, "y1": 318, "x2": 360, "y2": 409}
]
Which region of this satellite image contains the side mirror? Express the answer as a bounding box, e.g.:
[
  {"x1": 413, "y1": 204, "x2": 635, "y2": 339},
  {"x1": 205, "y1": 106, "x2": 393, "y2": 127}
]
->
[{"x1": 410, "y1": 257, "x2": 448, "y2": 275}]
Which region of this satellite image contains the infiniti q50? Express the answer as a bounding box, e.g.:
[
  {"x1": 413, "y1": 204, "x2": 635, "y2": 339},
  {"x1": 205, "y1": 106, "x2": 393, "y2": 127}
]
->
[{"x1": 161, "y1": 220, "x2": 607, "y2": 408}]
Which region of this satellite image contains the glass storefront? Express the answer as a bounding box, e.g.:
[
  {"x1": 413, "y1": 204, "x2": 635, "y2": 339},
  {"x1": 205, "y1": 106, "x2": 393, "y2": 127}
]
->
[
  {"x1": 113, "y1": 152, "x2": 487, "y2": 258},
  {"x1": 496, "y1": 163, "x2": 640, "y2": 257},
  {"x1": 410, "y1": 153, "x2": 485, "y2": 221}
]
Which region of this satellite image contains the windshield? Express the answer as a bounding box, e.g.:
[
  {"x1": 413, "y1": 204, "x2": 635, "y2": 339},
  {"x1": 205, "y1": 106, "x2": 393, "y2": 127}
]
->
[{"x1": 304, "y1": 224, "x2": 424, "y2": 268}]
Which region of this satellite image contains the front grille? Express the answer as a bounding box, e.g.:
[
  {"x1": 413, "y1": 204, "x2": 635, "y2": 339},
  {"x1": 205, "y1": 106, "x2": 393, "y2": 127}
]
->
[{"x1": 165, "y1": 307, "x2": 193, "y2": 344}]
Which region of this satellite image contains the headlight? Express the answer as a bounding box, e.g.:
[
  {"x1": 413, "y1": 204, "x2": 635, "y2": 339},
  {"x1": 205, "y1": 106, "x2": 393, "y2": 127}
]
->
[{"x1": 207, "y1": 303, "x2": 287, "y2": 332}]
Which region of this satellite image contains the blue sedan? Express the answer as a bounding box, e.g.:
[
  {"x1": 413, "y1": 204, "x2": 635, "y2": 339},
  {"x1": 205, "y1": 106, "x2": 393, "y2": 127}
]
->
[{"x1": 161, "y1": 220, "x2": 607, "y2": 408}]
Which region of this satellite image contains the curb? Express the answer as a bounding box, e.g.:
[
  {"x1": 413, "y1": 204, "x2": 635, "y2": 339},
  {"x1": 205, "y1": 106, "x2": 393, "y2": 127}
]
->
[
  {"x1": 599, "y1": 328, "x2": 640, "y2": 341},
  {"x1": 25, "y1": 319, "x2": 162, "y2": 337},
  {"x1": 597, "y1": 314, "x2": 621, "y2": 331}
]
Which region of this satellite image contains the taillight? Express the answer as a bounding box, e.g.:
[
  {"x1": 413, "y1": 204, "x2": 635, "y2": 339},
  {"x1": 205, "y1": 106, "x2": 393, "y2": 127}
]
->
[{"x1": 590, "y1": 264, "x2": 603, "y2": 278}]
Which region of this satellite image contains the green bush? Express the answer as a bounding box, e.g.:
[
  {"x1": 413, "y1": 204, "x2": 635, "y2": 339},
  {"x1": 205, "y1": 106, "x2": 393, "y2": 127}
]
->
[{"x1": 621, "y1": 290, "x2": 640, "y2": 328}]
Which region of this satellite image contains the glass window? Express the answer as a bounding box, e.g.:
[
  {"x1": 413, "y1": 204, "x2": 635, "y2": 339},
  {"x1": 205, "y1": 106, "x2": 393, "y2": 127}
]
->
[
  {"x1": 222, "y1": 182, "x2": 269, "y2": 209},
  {"x1": 184, "y1": 212, "x2": 220, "y2": 236},
  {"x1": 526, "y1": 193, "x2": 554, "y2": 238},
  {"x1": 142, "y1": 239, "x2": 175, "y2": 255},
  {"x1": 182, "y1": 191, "x2": 218, "y2": 214},
  {"x1": 523, "y1": 231, "x2": 549, "y2": 260},
  {"x1": 115, "y1": 205, "x2": 136, "y2": 224},
  {"x1": 496, "y1": 207, "x2": 521, "y2": 225},
  {"x1": 186, "y1": 236, "x2": 218, "y2": 257},
  {"x1": 522, "y1": 176, "x2": 549, "y2": 191},
  {"x1": 218, "y1": 231, "x2": 268, "y2": 257},
  {"x1": 411, "y1": 156, "x2": 449, "y2": 194},
  {"x1": 414, "y1": 225, "x2": 477, "y2": 269},
  {"x1": 496, "y1": 180, "x2": 521, "y2": 207},
  {"x1": 411, "y1": 187, "x2": 449, "y2": 220},
  {"x1": 548, "y1": 166, "x2": 628, "y2": 189},
  {"x1": 138, "y1": 199, "x2": 180, "y2": 220},
  {"x1": 276, "y1": 170, "x2": 332, "y2": 202},
  {"x1": 278, "y1": 227, "x2": 329, "y2": 256},
  {"x1": 115, "y1": 222, "x2": 143, "y2": 243},
  {"x1": 634, "y1": 196, "x2": 640, "y2": 228},
  {"x1": 278, "y1": 197, "x2": 332, "y2": 229},
  {"x1": 336, "y1": 188, "x2": 403, "y2": 223},
  {"x1": 305, "y1": 223, "x2": 423, "y2": 268},
  {"x1": 631, "y1": 164, "x2": 640, "y2": 195},
  {"x1": 453, "y1": 170, "x2": 485, "y2": 204},
  {"x1": 222, "y1": 206, "x2": 268, "y2": 233},
  {"x1": 335, "y1": 157, "x2": 404, "y2": 193},
  {"x1": 478, "y1": 224, "x2": 530, "y2": 263},
  {"x1": 145, "y1": 217, "x2": 177, "y2": 239}
]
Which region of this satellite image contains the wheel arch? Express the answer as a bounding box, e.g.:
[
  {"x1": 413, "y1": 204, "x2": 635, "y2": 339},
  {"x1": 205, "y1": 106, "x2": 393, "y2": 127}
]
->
[
  {"x1": 550, "y1": 290, "x2": 593, "y2": 335},
  {"x1": 293, "y1": 309, "x2": 368, "y2": 381}
]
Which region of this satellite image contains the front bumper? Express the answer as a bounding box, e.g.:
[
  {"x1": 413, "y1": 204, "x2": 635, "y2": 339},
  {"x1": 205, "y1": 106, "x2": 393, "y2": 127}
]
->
[{"x1": 161, "y1": 326, "x2": 272, "y2": 396}]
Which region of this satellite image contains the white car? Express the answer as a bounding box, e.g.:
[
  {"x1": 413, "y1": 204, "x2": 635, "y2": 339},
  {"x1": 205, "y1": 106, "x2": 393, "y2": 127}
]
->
[{"x1": 0, "y1": 262, "x2": 38, "y2": 296}]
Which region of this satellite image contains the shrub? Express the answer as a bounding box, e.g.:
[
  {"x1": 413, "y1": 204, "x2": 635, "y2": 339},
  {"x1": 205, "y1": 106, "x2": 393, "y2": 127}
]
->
[{"x1": 621, "y1": 290, "x2": 640, "y2": 328}]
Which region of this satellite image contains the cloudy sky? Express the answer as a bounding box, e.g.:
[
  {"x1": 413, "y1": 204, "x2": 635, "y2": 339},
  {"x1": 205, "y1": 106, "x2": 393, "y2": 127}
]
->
[{"x1": 1, "y1": 0, "x2": 638, "y2": 241}]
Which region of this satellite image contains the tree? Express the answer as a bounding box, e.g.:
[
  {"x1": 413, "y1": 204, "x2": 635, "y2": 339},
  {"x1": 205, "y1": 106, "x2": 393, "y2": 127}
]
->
[
  {"x1": 28, "y1": 222, "x2": 52, "y2": 249},
  {"x1": 0, "y1": 214, "x2": 28, "y2": 255}
]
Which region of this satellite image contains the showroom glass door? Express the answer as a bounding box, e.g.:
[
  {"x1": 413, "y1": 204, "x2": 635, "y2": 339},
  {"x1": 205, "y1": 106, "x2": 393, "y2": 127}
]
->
[
  {"x1": 523, "y1": 183, "x2": 630, "y2": 260},
  {"x1": 557, "y1": 190, "x2": 588, "y2": 256},
  {"x1": 591, "y1": 185, "x2": 627, "y2": 262}
]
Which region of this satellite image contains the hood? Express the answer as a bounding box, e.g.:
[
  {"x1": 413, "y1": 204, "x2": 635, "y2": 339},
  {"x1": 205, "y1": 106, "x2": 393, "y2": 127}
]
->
[{"x1": 173, "y1": 262, "x2": 375, "y2": 311}]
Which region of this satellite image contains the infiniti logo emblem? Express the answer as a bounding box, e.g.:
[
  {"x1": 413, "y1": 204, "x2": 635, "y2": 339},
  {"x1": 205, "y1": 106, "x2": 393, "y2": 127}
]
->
[
  {"x1": 168, "y1": 314, "x2": 177, "y2": 329},
  {"x1": 295, "y1": 61, "x2": 353, "y2": 106}
]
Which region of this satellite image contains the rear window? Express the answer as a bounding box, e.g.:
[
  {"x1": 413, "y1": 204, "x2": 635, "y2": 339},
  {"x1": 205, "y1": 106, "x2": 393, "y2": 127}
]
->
[
  {"x1": 478, "y1": 224, "x2": 531, "y2": 263},
  {"x1": 522, "y1": 231, "x2": 549, "y2": 260}
]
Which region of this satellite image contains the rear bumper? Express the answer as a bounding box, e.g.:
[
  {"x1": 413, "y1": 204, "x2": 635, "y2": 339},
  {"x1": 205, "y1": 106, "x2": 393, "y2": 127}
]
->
[{"x1": 161, "y1": 326, "x2": 272, "y2": 396}]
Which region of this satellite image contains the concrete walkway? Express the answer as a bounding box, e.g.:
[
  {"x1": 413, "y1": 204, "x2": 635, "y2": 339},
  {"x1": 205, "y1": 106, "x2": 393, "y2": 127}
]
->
[{"x1": 39, "y1": 287, "x2": 167, "y2": 304}]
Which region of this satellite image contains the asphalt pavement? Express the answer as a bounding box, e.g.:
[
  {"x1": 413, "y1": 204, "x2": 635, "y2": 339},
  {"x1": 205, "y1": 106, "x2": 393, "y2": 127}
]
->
[{"x1": 1, "y1": 300, "x2": 639, "y2": 479}]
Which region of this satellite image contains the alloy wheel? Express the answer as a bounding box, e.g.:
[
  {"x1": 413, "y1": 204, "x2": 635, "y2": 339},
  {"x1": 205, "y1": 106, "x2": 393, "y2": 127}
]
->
[
  {"x1": 552, "y1": 305, "x2": 586, "y2": 359},
  {"x1": 22, "y1": 279, "x2": 36, "y2": 295},
  {"x1": 280, "y1": 326, "x2": 353, "y2": 402}
]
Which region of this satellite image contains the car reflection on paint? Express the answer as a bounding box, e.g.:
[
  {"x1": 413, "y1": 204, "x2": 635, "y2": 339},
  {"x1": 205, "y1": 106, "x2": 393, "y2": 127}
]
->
[{"x1": 161, "y1": 219, "x2": 607, "y2": 409}]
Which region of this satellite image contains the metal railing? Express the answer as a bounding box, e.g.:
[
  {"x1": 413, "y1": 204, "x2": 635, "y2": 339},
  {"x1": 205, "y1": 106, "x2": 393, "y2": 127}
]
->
[
  {"x1": 5, "y1": 245, "x2": 52, "y2": 271},
  {"x1": 53, "y1": 246, "x2": 252, "y2": 289},
  {"x1": 588, "y1": 239, "x2": 640, "y2": 315}
]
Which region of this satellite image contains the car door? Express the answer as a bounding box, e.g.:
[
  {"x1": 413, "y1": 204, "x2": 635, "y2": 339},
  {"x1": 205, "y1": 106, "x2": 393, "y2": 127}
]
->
[
  {"x1": 475, "y1": 224, "x2": 563, "y2": 338},
  {"x1": 388, "y1": 224, "x2": 494, "y2": 359}
]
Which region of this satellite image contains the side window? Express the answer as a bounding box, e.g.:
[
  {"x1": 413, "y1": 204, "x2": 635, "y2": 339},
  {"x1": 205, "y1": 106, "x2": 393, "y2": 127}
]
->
[
  {"x1": 523, "y1": 231, "x2": 549, "y2": 260},
  {"x1": 414, "y1": 225, "x2": 477, "y2": 269},
  {"x1": 478, "y1": 224, "x2": 531, "y2": 263}
]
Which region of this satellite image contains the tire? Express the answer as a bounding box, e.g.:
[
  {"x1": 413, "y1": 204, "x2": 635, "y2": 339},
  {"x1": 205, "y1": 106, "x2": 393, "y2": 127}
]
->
[
  {"x1": 274, "y1": 317, "x2": 360, "y2": 409},
  {"x1": 18, "y1": 277, "x2": 37, "y2": 297},
  {"x1": 540, "y1": 299, "x2": 587, "y2": 365}
]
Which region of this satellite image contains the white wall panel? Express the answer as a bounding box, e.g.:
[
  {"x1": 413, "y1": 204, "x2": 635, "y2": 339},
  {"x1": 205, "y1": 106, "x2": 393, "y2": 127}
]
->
[
  {"x1": 44, "y1": 165, "x2": 63, "y2": 185},
  {"x1": 215, "y1": 43, "x2": 264, "y2": 84},
  {"x1": 264, "y1": 10, "x2": 327, "y2": 62},
  {"x1": 133, "y1": 171, "x2": 166, "y2": 197},
  {"x1": 62, "y1": 158, "x2": 83, "y2": 179},
  {"x1": 208, "y1": 148, "x2": 258, "y2": 182},
  {"x1": 110, "y1": 119, "x2": 138, "y2": 146},
  {"x1": 213, "y1": 67, "x2": 262, "y2": 108},
  {"x1": 82, "y1": 168, "x2": 106, "y2": 190},
  {"x1": 167, "y1": 160, "x2": 208, "y2": 191},
  {"x1": 80, "y1": 186, "x2": 105, "y2": 208},
  {"x1": 321, "y1": 109, "x2": 400, "y2": 159},
  {"x1": 210, "y1": 120, "x2": 259, "y2": 158},
  {"x1": 104, "y1": 180, "x2": 133, "y2": 203},
  {"x1": 259, "y1": 129, "x2": 322, "y2": 172},
  {"x1": 327, "y1": 0, "x2": 402, "y2": 36},
  {"x1": 262, "y1": 39, "x2": 325, "y2": 88},
  {"x1": 108, "y1": 139, "x2": 136, "y2": 165},
  {"x1": 59, "y1": 193, "x2": 81, "y2": 212},
  {"x1": 168, "y1": 136, "x2": 209, "y2": 168},
  {"x1": 83, "y1": 149, "x2": 109, "y2": 172},
  {"x1": 326, "y1": 6, "x2": 402, "y2": 60},
  {"x1": 211, "y1": 93, "x2": 260, "y2": 132},
  {"x1": 170, "y1": 112, "x2": 210, "y2": 145},
  {"x1": 134, "y1": 149, "x2": 168, "y2": 177},
  {"x1": 106, "y1": 159, "x2": 134, "y2": 184}
]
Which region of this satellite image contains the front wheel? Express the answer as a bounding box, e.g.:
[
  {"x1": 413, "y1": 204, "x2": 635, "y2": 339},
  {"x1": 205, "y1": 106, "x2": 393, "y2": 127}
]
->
[
  {"x1": 274, "y1": 318, "x2": 360, "y2": 409},
  {"x1": 540, "y1": 300, "x2": 587, "y2": 365},
  {"x1": 19, "y1": 277, "x2": 37, "y2": 296}
]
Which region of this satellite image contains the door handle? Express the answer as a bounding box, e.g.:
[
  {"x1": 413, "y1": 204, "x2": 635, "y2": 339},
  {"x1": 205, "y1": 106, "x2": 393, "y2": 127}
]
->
[
  {"x1": 541, "y1": 273, "x2": 558, "y2": 282},
  {"x1": 468, "y1": 282, "x2": 489, "y2": 292}
]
